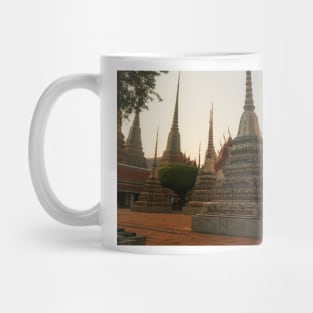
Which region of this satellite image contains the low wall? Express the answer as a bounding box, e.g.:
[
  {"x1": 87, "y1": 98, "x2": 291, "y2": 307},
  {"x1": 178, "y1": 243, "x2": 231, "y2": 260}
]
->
[{"x1": 192, "y1": 214, "x2": 262, "y2": 239}]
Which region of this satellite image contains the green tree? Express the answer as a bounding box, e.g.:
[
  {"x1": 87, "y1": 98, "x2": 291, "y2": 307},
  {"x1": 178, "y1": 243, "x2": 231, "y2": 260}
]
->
[
  {"x1": 117, "y1": 71, "x2": 167, "y2": 119},
  {"x1": 159, "y1": 164, "x2": 198, "y2": 208}
]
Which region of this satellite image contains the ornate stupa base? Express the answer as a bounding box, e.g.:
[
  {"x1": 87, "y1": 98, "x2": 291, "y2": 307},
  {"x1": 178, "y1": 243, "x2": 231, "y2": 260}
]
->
[
  {"x1": 192, "y1": 200, "x2": 262, "y2": 239},
  {"x1": 183, "y1": 172, "x2": 216, "y2": 215},
  {"x1": 132, "y1": 183, "x2": 172, "y2": 211},
  {"x1": 183, "y1": 185, "x2": 216, "y2": 215},
  {"x1": 131, "y1": 178, "x2": 172, "y2": 213},
  {"x1": 183, "y1": 197, "x2": 213, "y2": 215},
  {"x1": 201, "y1": 200, "x2": 261, "y2": 216},
  {"x1": 192, "y1": 214, "x2": 262, "y2": 239}
]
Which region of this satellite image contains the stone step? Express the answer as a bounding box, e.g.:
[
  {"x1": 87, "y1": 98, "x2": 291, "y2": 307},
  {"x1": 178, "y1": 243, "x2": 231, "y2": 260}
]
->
[
  {"x1": 117, "y1": 228, "x2": 147, "y2": 245},
  {"x1": 118, "y1": 229, "x2": 136, "y2": 239}
]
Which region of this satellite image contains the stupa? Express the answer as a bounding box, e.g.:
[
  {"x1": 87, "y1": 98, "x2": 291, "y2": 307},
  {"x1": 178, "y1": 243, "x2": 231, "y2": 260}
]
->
[
  {"x1": 132, "y1": 128, "x2": 171, "y2": 213},
  {"x1": 117, "y1": 111, "x2": 127, "y2": 163},
  {"x1": 183, "y1": 103, "x2": 217, "y2": 214},
  {"x1": 192, "y1": 71, "x2": 263, "y2": 238},
  {"x1": 124, "y1": 111, "x2": 147, "y2": 168},
  {"x1": 160, "y1": 73, "x2": 184, "y2": 165}
]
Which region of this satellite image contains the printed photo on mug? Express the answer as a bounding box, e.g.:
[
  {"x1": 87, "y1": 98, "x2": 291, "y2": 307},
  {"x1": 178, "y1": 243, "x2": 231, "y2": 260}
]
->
[
  {"x1": 117, "y1": 70, "x2": 263, "y2": 246},
  {"x1": 29, "y1": 53, "x2": 262, "y2": 252}
]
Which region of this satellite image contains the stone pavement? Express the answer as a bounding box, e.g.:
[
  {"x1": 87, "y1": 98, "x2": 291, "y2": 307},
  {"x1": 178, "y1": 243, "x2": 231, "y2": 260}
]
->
[{"x1": 118, "y1": 209, "x2": 261, "y2": 245}]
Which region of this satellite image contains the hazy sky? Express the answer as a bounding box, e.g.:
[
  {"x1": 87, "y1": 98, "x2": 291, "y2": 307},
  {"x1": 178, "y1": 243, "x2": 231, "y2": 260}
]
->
[{"x1": 122, "y1": 71, "x2": 262, "y2": 163}]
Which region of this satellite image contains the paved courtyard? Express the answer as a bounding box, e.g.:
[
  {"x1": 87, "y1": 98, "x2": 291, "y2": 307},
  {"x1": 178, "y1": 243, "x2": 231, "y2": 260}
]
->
[{"x1": 118, "y1": 209, "x2": 261, "y2": 245}]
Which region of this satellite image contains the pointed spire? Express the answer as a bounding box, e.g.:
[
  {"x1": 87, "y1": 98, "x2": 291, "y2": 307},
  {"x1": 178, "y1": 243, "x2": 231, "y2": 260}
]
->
[
  {"x1": 198, "y1": 141, "x2": 201, "y2": 169},
  {"x1": 208, "y1": 102, "x2": 214, "y2": 149},
  {"x1": 125, "y1": 111, "x2": 147, "y2": 168},
  {"x1": 161, "y1": 72, "x2": 183, "y2": 164},
  {"x1": 200, "y1": 102, "x2": 217, "y2": 173},
  {"x1": 183, "y1": 102, "x2": 217, "y2": 213},
  {"x1": 205, "y1": 102, "x2": 216, "y2": 161},
  {"x1": 150, "y1": 126, "x2": 159, "y2": 178},
  {"x1": 171, "y1": 72, "x2": 180, "y2": 130},
  {"x1": 133, "y1": 110, "x2": 140, "y2": 127},
  {"x1": 153, "y1": 126, "x2": 159, "y2": 168},
  {"x1": 228, "y1": 126, "x2": 232, "y2": 139},
  {"x1": 244, "y1": 71, "x2": 255, "y2": 111},
  {"x1": 117, "y1": 110, "x2": 127, "y2": 163},
  {"x1": 237, "y1": 71, "x2": 262, "y2": 138},
  {"x1": 126, "y1": 111, "x2": 140, "y2": 143}
]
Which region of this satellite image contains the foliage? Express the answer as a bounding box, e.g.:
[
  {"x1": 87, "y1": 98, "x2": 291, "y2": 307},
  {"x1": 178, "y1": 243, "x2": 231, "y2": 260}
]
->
[
  {"x1": 117, "y1": 71, "x2": 167, "y2": 119},
  {"x1": 159, "y1": 163, "x2": 198, "y2": 205}
]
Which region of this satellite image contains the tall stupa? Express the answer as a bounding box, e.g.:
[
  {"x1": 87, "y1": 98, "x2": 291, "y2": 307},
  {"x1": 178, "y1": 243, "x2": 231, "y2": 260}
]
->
[
  {"x1": 183, "y1": 103, "x2": 217, "y2": 214},
  {"x1": 124, "y1": 111, "x2": 147, "y2": 168},
  {"x1": 117, "y1": 111, "x2": 127, "y2": 163},
  {"x1": 132, "y1": 128, "x2": 171, "y2": 213},
  {"x1": 192, "y1": 71, "x2": 263, "y2": 238},
  {"x1": 160, "y1": 73, "x2": 184, "y2": 165}
]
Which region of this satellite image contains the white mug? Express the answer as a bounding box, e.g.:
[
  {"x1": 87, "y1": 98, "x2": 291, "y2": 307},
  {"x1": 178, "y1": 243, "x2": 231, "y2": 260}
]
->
[{"x1": 29, "y1": 53, "x2": 263, "y2": 254}]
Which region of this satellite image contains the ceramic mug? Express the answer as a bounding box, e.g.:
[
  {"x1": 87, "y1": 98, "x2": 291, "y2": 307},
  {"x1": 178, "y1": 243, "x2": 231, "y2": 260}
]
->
[{"x1": 29, "y1": 53, "x2": 263, "y2": 254}]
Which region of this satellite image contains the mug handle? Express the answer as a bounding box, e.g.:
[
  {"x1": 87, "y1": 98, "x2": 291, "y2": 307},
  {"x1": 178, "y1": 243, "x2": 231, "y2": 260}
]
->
[{"x1": 29, "y1": 74, "x2": 101, "y2": 226}]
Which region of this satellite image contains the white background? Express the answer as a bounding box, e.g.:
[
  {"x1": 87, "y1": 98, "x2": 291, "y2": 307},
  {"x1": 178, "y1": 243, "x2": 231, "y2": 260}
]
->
[{"x1": 1, "y1": 0, "x2": 312, "y2": 312}]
